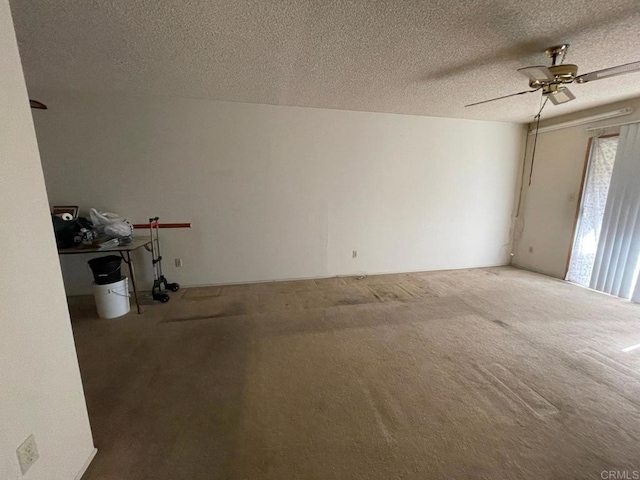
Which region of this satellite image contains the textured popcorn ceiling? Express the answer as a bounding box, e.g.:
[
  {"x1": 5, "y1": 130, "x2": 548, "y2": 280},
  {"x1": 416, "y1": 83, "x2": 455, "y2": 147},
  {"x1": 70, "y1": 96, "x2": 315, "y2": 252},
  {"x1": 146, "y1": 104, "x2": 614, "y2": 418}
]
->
[{"x1": 9, "y1": 0, "x2": 640, "y2": 123}]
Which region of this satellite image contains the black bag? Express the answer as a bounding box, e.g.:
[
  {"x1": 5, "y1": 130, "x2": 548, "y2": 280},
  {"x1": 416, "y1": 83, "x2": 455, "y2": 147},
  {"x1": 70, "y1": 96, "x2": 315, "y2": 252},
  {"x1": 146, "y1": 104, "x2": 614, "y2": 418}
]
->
[{"x1": 51, "y1": 215, "x2": 93, "y2": 249}]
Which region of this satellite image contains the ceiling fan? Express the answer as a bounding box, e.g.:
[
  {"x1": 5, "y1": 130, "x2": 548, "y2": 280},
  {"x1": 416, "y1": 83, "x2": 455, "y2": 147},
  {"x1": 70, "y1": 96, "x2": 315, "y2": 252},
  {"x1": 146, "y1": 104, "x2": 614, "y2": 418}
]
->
[{"x1": 466, "y1": 44, "x2": 640, "y2": 107}]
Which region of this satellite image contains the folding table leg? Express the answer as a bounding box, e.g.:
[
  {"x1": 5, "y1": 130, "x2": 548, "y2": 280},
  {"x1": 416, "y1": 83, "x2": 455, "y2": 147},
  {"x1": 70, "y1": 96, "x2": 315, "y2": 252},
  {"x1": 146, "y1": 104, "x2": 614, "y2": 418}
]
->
[{"x1": 121, "y1": 251, "x2": 141, "y2": 314}]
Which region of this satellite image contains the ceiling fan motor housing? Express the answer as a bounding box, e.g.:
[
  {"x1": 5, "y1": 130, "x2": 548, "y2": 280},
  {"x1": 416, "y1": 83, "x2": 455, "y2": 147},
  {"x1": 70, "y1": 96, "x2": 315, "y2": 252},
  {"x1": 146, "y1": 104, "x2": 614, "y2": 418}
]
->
[
  {"x1": 529, "y1": 64, "x2": 578, "y2": 88},
  {"x1": 549, "y1": 64, "x2": 578, "y2": 80}
]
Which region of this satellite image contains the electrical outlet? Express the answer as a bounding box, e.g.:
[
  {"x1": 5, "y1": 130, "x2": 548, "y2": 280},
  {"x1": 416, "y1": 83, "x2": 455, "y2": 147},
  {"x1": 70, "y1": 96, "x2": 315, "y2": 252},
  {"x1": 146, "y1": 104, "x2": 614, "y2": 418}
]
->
[
  {"x1": 17, "y1": 434, "x2": 39, "y2": 475},
  {"x1": 175, "y1": 258, "x2": 183, "y2": 268},
  {"x1": 352, "y1": 250, "x2": 358, "y2": 258},
  {"x1": 528, "y1": 246, "x2": 534, "y2": 254}
]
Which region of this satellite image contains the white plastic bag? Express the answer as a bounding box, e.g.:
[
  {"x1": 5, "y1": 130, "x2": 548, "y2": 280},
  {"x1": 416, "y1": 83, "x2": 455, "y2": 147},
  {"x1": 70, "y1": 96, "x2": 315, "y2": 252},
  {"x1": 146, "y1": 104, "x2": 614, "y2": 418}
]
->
[
  {"x1": 89, "y1": 208, "x2": 120, "y2": 226},
  {"x1": 89, "y1": 208, "x2": 133, "y2": 239},
  {"x1": 104, "y1": 222, "x2": 134, "y2": 238}
]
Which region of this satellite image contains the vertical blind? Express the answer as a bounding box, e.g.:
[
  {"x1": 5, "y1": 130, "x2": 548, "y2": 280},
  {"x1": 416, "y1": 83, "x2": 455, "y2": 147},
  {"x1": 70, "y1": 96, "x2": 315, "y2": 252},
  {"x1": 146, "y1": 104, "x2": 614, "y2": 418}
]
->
[{"x1": 590, "y1": 123, "x2": 640, "y2": 302}]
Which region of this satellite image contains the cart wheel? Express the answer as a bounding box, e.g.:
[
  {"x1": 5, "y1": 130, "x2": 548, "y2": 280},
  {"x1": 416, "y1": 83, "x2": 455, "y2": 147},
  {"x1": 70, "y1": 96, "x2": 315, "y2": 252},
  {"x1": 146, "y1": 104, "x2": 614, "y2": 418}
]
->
[
  {"x1": 168, "y1": 283, "x2": 180, "y2": 292},
  {"x1": 160, "y1": 294, "x2": 170, "y2": 303}
]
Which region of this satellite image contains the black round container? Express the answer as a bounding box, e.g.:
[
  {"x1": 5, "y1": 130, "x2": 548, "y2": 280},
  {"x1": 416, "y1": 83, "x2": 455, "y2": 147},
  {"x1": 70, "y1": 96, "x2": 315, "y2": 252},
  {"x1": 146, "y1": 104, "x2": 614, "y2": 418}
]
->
[{"x1": 88, "y1": 255, "x2": 122, "y2": 285}]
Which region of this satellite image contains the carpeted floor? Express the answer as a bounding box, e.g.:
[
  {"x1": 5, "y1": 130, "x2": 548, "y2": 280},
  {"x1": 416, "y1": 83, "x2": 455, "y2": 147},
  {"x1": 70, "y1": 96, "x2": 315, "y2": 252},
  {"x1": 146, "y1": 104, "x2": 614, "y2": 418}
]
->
[{"x1": 70, "y1": 266, "x2": 640, "y2": 479}]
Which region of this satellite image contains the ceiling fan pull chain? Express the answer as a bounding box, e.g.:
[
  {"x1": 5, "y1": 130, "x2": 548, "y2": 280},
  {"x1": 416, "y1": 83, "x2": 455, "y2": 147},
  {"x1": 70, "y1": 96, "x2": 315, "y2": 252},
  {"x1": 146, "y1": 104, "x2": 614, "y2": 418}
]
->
[{"x1": 560, "y1": 46, "x2": 568, "y2": 65}]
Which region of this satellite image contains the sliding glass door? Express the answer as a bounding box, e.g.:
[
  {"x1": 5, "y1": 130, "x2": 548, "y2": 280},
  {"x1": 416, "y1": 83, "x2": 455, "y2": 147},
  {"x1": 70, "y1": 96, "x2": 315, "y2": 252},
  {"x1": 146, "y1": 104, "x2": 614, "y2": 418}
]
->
[{"x1": 566, "y1": 136, "x2": 619, "y2": 287}]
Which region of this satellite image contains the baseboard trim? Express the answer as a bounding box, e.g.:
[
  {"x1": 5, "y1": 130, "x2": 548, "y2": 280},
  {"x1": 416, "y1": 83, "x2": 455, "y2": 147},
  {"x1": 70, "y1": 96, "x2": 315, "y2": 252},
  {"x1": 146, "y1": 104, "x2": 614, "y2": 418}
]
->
[
  {"x1": 66, "y1": 262, "x2": 514, "y2": 297},
  {"x1": 74, "y1": 448, "x2": 97, "y2": 480},
  {"x1": 173, "y1": 263, "x2": 514, "y2": 290}
]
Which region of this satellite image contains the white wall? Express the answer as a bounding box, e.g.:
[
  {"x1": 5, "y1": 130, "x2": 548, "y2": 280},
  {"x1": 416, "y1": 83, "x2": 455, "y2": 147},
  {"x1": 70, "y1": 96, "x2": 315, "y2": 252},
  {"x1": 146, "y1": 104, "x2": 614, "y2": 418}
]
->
[
  {"x1": 0, "y1": 2, "x2": 95, "y2": 479},
  {"x1": 31, "y1": 90, "x2": 524, "y2": 295},
  {"x1": 512, "y1": 96, "x2": 640, "y2": 278}
]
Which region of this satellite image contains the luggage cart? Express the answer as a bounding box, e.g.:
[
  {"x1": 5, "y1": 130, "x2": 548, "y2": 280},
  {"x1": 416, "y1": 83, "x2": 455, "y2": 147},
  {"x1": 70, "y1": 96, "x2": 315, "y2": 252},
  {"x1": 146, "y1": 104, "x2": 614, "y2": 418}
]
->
[{"x1": 149, "y1": 217, "x2": 180, "y2": 303}]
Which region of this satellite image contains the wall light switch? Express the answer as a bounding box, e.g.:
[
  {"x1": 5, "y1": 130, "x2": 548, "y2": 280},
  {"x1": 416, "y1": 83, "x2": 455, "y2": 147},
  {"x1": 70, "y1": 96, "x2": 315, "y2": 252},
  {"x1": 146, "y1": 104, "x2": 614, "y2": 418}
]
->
[
  {"x1": 175, "y1": 258, "x2": 183, "y2": 268},
  {"x1": 352, "y1": 250, "x2": 358, "y2": 258}
]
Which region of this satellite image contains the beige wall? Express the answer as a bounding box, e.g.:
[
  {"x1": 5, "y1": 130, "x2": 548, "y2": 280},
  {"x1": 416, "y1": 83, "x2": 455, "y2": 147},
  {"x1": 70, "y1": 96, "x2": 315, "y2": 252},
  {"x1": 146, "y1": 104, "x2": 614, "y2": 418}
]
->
[
  {"x1": 0, "y1": 2, "x2": 95, "y2": 479},
  {"x1": 30, "y1": 91, "x2": 525, "y2": 295},
  {"x1": 512, "y1": 96, "x2": 640, "y2": 278}
]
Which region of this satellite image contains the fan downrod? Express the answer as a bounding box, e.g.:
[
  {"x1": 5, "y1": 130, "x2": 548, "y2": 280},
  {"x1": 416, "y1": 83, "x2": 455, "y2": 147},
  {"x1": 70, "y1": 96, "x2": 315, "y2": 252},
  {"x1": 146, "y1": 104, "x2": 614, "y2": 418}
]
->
[{"x1": 545, "y1": 44, "x2": 569, "y2": 65}]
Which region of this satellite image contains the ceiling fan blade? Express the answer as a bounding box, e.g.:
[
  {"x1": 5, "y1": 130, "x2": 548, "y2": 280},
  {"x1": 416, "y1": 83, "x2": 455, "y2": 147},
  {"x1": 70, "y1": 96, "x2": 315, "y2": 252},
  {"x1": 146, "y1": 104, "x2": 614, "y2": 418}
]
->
[
  {"x1": 465, "y1": 89, "x2": 540, "y2": 108},
  {"x1": 576, "y1": 61, "x2": 640, "y2": 83},
  {"x1": 518, "y1": 66, "x2": 554, "y2": 82},
  {"x1": 546, "y1": 87, "x2": 576, "y2": 105}
]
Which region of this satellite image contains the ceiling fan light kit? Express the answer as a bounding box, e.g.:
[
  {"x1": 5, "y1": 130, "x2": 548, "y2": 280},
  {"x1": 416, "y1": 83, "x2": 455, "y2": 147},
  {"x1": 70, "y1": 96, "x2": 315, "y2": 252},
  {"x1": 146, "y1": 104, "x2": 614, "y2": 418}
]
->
[
  {"x1": 545, "y1": 85, "x2": 576, "y2": 105},
  {"x1": 466, "y1": 44, "x2": 640, "y2": 110}
]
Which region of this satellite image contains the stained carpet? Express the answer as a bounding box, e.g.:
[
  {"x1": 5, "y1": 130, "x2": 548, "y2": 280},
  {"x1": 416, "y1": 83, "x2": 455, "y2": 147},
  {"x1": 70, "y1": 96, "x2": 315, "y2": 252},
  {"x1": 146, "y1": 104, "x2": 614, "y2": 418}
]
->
[{"x1": 69, "y1": 267, "x2": 640, "y2": 479}]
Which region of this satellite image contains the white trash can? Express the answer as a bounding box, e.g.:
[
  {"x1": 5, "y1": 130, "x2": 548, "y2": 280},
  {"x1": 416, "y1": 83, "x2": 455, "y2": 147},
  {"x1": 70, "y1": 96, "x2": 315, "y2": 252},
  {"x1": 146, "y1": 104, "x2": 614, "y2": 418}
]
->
[{"x1": 92, "y1": 277, "x2": 130, "y2": 319}]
